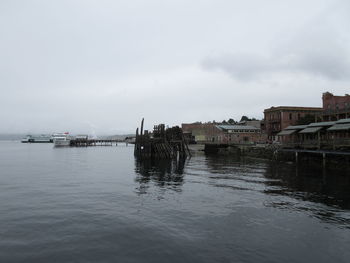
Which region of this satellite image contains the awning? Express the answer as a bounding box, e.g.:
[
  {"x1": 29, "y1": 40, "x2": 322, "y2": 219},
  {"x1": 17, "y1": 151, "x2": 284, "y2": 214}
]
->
[
  {"x1": 328, "y1": 123, "x2": 350, "y2": 131},
  {"x1": 299, "y1": 127, "x2": 323, "y2": 134},
  {"x1": 277, "y1": 129, "x2": 297, "y2": 136},
  {"x1": 336, "y1": 118, "x2": 350, "y2": 124}
]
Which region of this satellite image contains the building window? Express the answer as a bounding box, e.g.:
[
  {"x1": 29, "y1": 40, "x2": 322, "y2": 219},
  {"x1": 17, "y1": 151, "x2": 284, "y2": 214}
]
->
[
  {"x1": 336, "y1": 103, "x2": 339, "y2": 110},
  {"x1": 289, "y1": 113, "x2": 292, "y2": 120},
  {"x1": 298, "y1": 113, "x2": 300, "y2": 120}
]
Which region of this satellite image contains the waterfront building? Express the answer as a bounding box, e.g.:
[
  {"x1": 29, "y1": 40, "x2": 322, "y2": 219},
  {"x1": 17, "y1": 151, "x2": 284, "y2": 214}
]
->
[
  {"x1": 277, "y1": 118, "x2": 350, "y2": 150},
  {"x1": 215, "y1": 125, "x2": 266, "y2": 144},
  {"x1": 263, "y1": 106, "x2": 323, "y2": 142},
  {"x1": 181, "y1": 122, "x2": 266, "y2": 144},
  {"x1": 322, "y1": 92, "x2": 350, "y2": 121},
  {"x1": 181, "y1": 123, "x2": 222, "y2": 143}
]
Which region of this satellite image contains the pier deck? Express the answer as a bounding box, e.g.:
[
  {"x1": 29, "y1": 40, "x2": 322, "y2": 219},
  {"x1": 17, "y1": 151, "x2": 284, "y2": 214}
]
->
[
  {"x1": 70, "y1": 139, "x2": 127, "y2": 147},
  {"x1": 279, "y1": 148, "x2": 350, "y2": 156}
]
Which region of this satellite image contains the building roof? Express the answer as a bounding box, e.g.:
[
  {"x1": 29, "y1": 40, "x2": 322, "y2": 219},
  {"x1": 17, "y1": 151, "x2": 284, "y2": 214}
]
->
[
  {"x1": 328, "y1": 123, "x2": 350, "y2": 131},
  {"x1": 277, "y1": 129, "x2": 298, "y2": 136},
  {"x1": 216, "y1": 125, "x2": 259, "y2": 131},
  {"x1": 299, "y1": 127, "x2": 323, "y2": 134},
  {"x1": 308, "y1": 121, "x2": 336, "y2": 127},
  {"x1": 285, "y1": 125, "x2": 308, "y2": 130},
  {"x1": 264, "y1": 106, "x2": 323, "y2": 113},
  {"x1": 336, "y1": 118, "x2": 350, "y2": 124}
]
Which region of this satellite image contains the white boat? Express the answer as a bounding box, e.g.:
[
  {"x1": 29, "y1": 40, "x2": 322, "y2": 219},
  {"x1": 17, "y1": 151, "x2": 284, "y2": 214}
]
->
[
  {"x1": 21, "y1": 135, "x2": 33, "y2": 143},
  {"x1": 52, "y1": 132, "x2": 71, "y2": 147}
]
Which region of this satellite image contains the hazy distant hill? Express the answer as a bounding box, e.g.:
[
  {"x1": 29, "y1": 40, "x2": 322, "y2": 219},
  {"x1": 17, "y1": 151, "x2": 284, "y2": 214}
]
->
[{"x1": 0, "y1": 134, "x2": 26, "y2": 141}]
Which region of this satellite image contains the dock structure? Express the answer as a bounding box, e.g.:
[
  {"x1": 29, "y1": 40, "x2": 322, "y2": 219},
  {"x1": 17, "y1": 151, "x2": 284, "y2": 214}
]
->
[
  {"x1": 70, "y1": 138, "x2": 123, "y2": 147},
  {"x1": 204, "y1": 143, "x2": 350, "y2": 169},
  {"x1": 134, "y1": 118, "x2": 191, "y2": 159},
  {"x1": 278, "y1": 148, "x2": 350, "y2": 167}
]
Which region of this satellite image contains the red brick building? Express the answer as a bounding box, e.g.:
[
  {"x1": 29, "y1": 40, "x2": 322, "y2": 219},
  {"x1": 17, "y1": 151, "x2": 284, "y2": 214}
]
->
[
  {"x1": 181, "y1": 123, "x2": 266, "y2": 144},
  {"x1": 215, "y1": 125, "x2": 267, "y2": 144},
  {"x1": 264, "y1": 106, "x2": 323, "y2": 141},
  {"x1": 181, "y1": 123, "x2": 222, "y2": 143},
  {"x1": 322, "y1": 92, "x2": 350, "y2": 121}
]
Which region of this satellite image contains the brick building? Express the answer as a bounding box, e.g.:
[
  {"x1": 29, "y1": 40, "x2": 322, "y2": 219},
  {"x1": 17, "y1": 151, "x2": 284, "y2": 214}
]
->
[
  {"x1": 216, "y1": 125, "x2": 266, "y2": 144},
  {"x1": 264, "y1": 106, "x2": 323, "y2": 141},
  {"x1": 277, "y1": 118, "x2": 350, "y2": 150},
  {"x1": 322, "y1": 92, "x2": 350, "y2": 121},
  {"x1": 181, "y1": 123, "x2": 266, "y2": 144},
  {"x1": 181, "y1": 123, "x2": 222, "y2": 143}
]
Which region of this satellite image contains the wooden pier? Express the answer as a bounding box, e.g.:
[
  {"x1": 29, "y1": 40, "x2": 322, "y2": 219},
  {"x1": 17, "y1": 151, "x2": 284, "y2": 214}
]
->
[
  {"x1": 134, "y1": 118, "x2": 191, "y2": 159},
  {"x1": 70, "y1": 138, "x2": 124, "y2": 147},
  {"x1": 278, "y1": 148, "x2": 350, "y2": 168},
  {"x1": 204, "y1": 143, "x2": 350, "y2": 169}
]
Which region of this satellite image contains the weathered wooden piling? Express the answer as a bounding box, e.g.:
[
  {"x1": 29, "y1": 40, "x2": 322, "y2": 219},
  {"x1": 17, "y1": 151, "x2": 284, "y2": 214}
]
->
[{"x1": 134, "y1": 118, "x2": 191, "y2": 159}]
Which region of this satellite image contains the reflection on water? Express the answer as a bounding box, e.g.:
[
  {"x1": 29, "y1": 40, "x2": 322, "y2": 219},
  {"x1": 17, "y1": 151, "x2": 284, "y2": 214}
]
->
[
  {"x1": 134, "y1": 153, "x2": 350, "y2": 229},
  {"x1": 134, "y1": 157, "x2": 186, "y2": 194},
  {"x1": 264, "y1": 163, "x2": 350, "y2": 209},
  {"x1": 264, "y1": 162, "x2": 350, "y2": 228},
  {"x1": 1, "y1": 142, "x2": 350, "y2": 262},
  {"x1": 205, "y1": 154, "x2": 350, "y2": 228}
]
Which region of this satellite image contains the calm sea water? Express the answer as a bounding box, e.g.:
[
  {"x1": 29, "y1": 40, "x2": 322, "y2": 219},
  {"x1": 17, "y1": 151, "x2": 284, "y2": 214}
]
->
[{"x1": 0, "y1": 141, "x2": 349, "y2": 263}]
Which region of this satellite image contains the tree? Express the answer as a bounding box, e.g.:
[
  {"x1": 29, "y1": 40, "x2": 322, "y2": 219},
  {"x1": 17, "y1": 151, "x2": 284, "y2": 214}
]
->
[
  {"x1": 228, "y1": 118, "x2": 235, "y2": 124},
  {"x1": 240, "y1": 116, "x2": 251, "y2": 122}
]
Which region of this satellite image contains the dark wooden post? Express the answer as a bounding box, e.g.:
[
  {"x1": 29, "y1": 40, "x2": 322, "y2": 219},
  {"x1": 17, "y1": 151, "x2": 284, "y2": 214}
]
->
[{"x1": 140, "y1": 118, "x2": 144, "y2": 136}]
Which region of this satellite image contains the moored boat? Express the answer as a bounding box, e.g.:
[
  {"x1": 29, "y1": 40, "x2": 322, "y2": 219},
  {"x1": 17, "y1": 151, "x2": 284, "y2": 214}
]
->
[
  {"x1": 21, "y1": 135, "x2": 33, "y2": 143},
  {"x1": 21, "y1": 134, "x2": 52, "y2": 143},
  {"x1": 53, "y1": 132, "x2": 71, "y2": 147}
]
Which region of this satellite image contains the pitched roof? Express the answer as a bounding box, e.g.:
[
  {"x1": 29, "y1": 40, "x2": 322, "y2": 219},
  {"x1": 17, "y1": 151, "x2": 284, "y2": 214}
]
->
[
  {"x1": 277, "y1": 130, "x2": 297, "y2": 136},
  {"x1": 299, "y1": 127, "x2": 323, "y2": 134},
  {"x1": 264, "y1": 106, "x2": 323, "y2": 112},
  {"x1": 216, "y1": 125, "x2": 259, "y2": 130},
  {"x1": 336, "y1": 118, "x2": 350, "y2": 124},
  {"x1": 308, "y1": 121, "x2": 335, "y2": 127},
  {"x1": 328, "y1": 123, "x2": 350, "y2": 131},
  {"x1": 285, "y1": 125, "x2": 308, "y2": 130}
]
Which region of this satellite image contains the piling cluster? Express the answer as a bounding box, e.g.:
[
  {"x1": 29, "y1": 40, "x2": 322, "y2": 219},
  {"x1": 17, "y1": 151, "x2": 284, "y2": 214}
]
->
[{"x1": 134, "y1": 118, "x2": 191, "y2": 159}]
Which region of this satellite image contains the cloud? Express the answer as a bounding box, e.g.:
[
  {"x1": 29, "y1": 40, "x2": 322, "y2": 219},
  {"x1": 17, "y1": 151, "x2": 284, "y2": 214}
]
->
[
  {"x1": 202, "y1": 53, "x2": 273, "y2": 81},
  {"x1": 202, "y1": 15, "x2": 350, "y2": 81},
  {"x1": 1, "y1": 0, "x2": 350, "y2": 134}
]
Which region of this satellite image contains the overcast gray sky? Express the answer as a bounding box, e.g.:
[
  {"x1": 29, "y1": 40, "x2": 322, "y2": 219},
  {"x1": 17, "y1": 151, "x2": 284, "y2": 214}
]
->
[{"x1": 1, "y1": 0, "x2": 350, "y2": 135}]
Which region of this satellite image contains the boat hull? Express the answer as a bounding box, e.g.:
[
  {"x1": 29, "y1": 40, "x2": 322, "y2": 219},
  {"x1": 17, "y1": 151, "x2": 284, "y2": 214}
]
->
[
  {"x1": 21, "y1": 136, "x2": 52, "y2": 143},
  {"x1": 53, "y1": 140, "x2": 71, "y2": 147}
]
